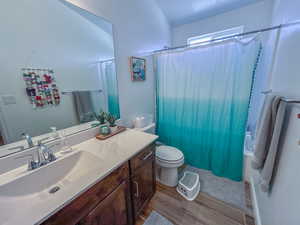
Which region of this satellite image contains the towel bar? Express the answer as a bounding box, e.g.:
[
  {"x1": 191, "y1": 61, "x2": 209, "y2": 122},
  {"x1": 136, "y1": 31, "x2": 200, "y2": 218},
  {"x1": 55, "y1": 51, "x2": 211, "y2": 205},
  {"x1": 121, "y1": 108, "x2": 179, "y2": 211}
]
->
[
  {"x1": 261, "y1": 90, "x2": 300, "y2": 103},
  {"x1": 61, "y1": 90, "x2": 102, "y2": 95}
]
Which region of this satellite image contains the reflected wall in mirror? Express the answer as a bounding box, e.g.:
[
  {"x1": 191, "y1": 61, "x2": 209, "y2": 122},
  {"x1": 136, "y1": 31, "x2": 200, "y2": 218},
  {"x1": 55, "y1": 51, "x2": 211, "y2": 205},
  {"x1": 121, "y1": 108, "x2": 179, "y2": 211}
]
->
[{"x1": 0, "y1": 0, "x2": 120, "y2": 151}]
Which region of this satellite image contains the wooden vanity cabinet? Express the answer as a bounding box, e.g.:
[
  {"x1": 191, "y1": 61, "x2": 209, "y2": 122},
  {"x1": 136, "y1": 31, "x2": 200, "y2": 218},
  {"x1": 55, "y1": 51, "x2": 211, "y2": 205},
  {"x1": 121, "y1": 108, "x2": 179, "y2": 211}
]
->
[
  {"x1": 41, "y1": 143, "x2": 156, "y2": 225},
  {"x1": 129, "y1": 144, "x2": 156, "y2": 219},
  {"x1": 41, "y1": 163, "x2": 132, "y2": 225},
  {"x1": 80, "y1": 181, "x2": 130, "y2": 225}
]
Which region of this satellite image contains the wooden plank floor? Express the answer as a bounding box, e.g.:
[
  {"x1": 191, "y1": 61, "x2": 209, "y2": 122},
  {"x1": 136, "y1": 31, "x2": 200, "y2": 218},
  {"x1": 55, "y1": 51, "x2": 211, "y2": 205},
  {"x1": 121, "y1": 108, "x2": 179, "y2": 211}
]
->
[{"x1": 136, "y1": 183, "x2": 254, "y2": 225}]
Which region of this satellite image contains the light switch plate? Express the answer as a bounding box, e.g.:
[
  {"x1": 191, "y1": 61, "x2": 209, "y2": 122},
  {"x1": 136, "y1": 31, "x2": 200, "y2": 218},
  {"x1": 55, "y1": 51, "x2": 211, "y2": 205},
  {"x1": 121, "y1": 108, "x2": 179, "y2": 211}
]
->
[{"x1": 1, "y1": 95, "x2": 17, "y2": 105}]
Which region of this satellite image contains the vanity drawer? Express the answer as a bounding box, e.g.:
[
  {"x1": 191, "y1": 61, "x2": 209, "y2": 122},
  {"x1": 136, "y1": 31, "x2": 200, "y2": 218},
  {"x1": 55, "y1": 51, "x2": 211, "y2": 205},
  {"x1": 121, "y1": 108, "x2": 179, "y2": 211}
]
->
[
  {"x1": 42, "y1": 162, "x2": 129, "y2": 225},
  {"x1": 130, "y1": 144, "x2": 155, "y2": 174}
]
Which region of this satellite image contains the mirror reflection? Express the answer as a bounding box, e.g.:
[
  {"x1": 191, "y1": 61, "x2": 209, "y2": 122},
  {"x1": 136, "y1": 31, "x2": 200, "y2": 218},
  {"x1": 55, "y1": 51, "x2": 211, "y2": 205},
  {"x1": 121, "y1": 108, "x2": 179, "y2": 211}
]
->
[{"x1": 0, "y1": 0, "x2": 120, "y2": 152}]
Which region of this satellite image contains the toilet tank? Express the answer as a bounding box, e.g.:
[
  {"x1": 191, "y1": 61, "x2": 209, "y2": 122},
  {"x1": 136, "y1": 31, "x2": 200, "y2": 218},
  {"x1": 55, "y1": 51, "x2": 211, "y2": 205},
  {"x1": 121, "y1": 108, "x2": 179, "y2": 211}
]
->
[
  {"x1": 135, "y1": 123, "x2": 156, "y2": 134},
  {"x1": 133, "y1": 114, "x2": 155, "y2": 134}
]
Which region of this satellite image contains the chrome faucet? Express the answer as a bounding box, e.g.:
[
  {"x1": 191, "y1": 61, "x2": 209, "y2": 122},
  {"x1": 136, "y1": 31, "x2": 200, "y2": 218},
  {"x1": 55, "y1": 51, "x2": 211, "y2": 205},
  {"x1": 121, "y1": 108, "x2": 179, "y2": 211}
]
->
[
  {"x1": 16, "y1": 137, "x2": 58, "y2": 171},
  {"x1": 21, "y1": 133, "x2": 34, "y2": 148},
  {"x1": 36, "y1": 137, "x2": 58, "y2": 167}
]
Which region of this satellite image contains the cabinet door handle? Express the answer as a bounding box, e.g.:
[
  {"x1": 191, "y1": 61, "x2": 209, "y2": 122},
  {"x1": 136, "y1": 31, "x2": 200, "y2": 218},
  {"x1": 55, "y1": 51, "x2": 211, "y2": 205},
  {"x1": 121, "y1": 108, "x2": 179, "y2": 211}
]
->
[
  {"x1": 134, "y1": 181, "x2": 139, "y2": 197},
  {"x1": 142, "y1": 151, "x2": 153, "y2": 161}
]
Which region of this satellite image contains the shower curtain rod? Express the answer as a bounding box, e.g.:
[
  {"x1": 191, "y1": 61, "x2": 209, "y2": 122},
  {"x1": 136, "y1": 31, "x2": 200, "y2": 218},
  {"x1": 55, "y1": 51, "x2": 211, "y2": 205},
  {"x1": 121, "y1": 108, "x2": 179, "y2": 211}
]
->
[{"x1": 152, "y1": 20, "x2": 300, "y2": 54}]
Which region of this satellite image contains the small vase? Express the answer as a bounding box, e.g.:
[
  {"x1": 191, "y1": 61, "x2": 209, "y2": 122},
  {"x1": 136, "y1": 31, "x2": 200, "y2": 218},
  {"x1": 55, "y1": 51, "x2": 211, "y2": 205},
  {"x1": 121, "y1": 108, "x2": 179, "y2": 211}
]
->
[{"x1": 100, "y1": 125, "x2": 111, "y2": 135}]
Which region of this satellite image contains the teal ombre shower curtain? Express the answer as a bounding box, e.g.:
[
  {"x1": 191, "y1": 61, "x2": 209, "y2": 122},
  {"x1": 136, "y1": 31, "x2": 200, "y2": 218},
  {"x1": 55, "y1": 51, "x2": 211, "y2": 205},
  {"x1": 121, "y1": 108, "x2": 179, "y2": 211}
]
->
[
  {"x1": 155, "y1": 39, "x2": 261, "y2": 181},
  {"x1": 102, "y1": 60, "x2": 120, "y2": 118}
]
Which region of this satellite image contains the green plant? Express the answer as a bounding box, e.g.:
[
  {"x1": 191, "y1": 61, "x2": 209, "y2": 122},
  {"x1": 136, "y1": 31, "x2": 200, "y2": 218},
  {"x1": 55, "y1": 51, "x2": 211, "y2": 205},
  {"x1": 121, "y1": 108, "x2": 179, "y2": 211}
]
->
[
  {"x1": 94, "y1": 110, "x2": 107, "y2": 125},
  {"x1": 106, "y1": 113, "x2": 117, "y2": 127}
]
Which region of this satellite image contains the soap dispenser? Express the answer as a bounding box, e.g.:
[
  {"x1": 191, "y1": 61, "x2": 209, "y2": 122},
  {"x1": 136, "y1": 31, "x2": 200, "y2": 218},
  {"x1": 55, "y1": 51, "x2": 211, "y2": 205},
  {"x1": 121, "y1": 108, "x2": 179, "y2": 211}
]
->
[
  {"x1": 59, "y1": 130, "x2": 72, "y2": 152},
  {"x1": 50, "y1": 127, "x2": 59, "y2": 139}
]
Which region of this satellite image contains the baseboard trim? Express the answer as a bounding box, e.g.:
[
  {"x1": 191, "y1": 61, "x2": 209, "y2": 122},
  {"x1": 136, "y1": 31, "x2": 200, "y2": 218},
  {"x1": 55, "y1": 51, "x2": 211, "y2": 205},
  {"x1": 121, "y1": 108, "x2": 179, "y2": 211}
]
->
[{"x1": 250, "y1": 176, "x2": 262, "y2": 225}]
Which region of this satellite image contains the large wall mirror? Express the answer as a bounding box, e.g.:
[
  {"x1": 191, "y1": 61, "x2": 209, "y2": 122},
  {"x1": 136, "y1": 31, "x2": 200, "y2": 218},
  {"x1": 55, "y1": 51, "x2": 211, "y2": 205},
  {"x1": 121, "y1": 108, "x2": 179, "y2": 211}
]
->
[{"x1": 0, "y1": 0, "x2": 120, "y2": 155}]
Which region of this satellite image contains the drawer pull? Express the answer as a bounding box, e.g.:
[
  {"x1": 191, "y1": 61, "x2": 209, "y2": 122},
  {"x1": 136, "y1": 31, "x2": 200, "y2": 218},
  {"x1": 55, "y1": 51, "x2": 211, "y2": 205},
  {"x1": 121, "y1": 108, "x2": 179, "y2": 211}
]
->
[
  {"x1": 134, "y1": 181, "x2": 139, "y2": 197},
  {"x1": 141, "y1": 151, "x2": 153, "y2": 161}
]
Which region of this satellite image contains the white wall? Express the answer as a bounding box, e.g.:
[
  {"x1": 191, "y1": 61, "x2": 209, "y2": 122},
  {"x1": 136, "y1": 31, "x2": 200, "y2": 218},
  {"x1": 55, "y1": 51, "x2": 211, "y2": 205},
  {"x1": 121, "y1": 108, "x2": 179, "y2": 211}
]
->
[
  {"x1": 0, "y1": 0, "x2": 114, "y2": 143},
  {"x1": 252, "y1": 0, "x2": 300, "y2": 225},
  {"x1": 65, "y1": 0, "x2": 171, "y2": 125},
  {"x1": 269, "y1": 1, "x2": 300, "y2": 96},
  {"x1": 172, "y1": 0, "x2": 274, "y2": 46}
]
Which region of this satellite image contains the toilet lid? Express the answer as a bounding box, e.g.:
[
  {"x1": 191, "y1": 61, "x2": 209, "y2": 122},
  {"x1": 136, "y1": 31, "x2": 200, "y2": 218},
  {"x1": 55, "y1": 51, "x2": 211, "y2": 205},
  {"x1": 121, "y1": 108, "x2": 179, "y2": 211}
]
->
[{"x1": 156, "y1": 146, "x2": 184, "y2": 161}]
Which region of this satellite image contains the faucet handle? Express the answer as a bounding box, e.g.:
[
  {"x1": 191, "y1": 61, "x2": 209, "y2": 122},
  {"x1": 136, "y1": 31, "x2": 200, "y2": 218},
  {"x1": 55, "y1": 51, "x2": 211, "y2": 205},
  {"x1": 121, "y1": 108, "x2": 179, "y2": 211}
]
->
[
  {"x1": 48, "y1": 152, "x2": 57, "y2": 162},
  {"x1": 15, "y1": 154, "x2": 37, "y2": 171},
  {"x1": 21, "y1": 133, "x2": 34, "y2": 148},
  {"x1": 45, "y1": 143, "x2": 59, "y2": 162}
]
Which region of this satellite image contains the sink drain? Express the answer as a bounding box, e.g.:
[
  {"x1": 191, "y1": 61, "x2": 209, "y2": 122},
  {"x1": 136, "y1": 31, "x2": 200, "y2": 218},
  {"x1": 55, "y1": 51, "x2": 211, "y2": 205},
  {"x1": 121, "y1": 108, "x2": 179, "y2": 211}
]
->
[{"x1": 49, "y1": 186, "x2": 60, "y2": 194}]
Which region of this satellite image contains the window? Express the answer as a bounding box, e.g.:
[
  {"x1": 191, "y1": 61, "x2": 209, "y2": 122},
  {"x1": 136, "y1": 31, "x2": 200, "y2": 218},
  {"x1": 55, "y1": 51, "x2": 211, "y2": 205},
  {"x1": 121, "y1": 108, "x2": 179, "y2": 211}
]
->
[{"x1": 187, "y1": 26, "x2": 244, "y2": 46}]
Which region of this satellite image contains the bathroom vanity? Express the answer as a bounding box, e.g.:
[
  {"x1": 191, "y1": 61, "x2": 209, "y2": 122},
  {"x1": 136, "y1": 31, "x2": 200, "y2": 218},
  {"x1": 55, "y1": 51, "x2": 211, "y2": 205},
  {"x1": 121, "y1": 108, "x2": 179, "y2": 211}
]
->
[
  {"x1": 42, "y1": 143, "x2": 156, "y2": 225},
  {"x1": 0, "y1": 129, "x2": 158, "y2": 225}
]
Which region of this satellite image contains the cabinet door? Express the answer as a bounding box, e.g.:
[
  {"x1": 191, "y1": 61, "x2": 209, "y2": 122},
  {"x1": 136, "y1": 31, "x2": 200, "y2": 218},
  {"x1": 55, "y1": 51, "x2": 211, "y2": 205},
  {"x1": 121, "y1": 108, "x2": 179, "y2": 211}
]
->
[
  {"x1": 131, "y1": 160, "x2": 155, "y2": 218},
  {"x1": 81, "y1": 181, "x2": 130, "y2": 225},
  {"x1": 42, "y1": 163, "x2": 129, "y2": 225}
]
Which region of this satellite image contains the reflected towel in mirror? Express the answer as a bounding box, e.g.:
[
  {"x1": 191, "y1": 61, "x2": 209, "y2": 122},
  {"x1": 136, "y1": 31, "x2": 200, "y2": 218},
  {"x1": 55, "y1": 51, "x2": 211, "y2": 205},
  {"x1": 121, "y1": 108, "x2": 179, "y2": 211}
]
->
[{"x1": 73, "y1": 91, "x2": 95, "y2": 123}]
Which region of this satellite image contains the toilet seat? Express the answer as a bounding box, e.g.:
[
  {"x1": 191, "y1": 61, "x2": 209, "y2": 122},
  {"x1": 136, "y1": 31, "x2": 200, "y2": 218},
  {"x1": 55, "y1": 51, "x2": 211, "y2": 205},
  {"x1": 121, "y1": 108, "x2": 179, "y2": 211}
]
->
[
  {"x1": 156, "y1": 146, "x2": 184, "y2": 162},
  {"x1": 157, "y1": 158, "x2": 184, "y2": 164},
  {"x1": 156, "y1": 146, "x2": 184, "y2": 169}
]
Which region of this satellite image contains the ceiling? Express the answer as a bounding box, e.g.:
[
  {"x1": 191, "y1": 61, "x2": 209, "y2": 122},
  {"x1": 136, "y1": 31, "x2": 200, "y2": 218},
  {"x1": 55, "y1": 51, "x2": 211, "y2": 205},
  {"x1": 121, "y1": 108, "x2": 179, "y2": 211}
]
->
[
  {"x1": 61, "y1": 0, "x2": 113, "y2": 35},
  {"x1": 155, "y1": 0, "x2": 263, "y2": 26}
]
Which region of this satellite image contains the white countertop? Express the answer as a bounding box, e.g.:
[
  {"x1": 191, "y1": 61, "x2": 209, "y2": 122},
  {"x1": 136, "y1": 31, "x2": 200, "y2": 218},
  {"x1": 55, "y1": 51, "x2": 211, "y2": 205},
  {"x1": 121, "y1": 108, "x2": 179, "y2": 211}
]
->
[{"x1": 0, "y1": 129, "x2": 158, "y2": 225}]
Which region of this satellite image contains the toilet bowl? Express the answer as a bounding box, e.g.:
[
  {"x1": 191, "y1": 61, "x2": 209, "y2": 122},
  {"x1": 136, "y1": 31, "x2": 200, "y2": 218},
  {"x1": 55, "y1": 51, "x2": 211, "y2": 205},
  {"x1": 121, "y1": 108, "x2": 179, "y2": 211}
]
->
[{"x1": 156, "y1": 145, "x2": 184, "y2": 187}]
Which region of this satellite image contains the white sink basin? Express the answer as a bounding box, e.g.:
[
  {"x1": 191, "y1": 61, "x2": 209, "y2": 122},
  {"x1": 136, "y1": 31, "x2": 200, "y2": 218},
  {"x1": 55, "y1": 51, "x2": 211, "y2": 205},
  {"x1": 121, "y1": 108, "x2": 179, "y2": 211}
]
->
[
  {"x1": 0, "y1": 151, "x2": 103, "y2": 223},
  {"x1": 0, "y1": 151, "x2": 101, "y2": 196}
]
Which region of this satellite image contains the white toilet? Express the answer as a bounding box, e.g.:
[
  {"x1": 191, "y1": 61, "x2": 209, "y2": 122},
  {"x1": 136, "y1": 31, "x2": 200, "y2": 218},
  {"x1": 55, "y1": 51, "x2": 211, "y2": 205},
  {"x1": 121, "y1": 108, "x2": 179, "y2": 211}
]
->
[
  {"x1": 156, "y1": 145, "x2": 184, "y2": 187},
  {"x1": 133, "y1": 119, "x2": 184, "y2": 187}
]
